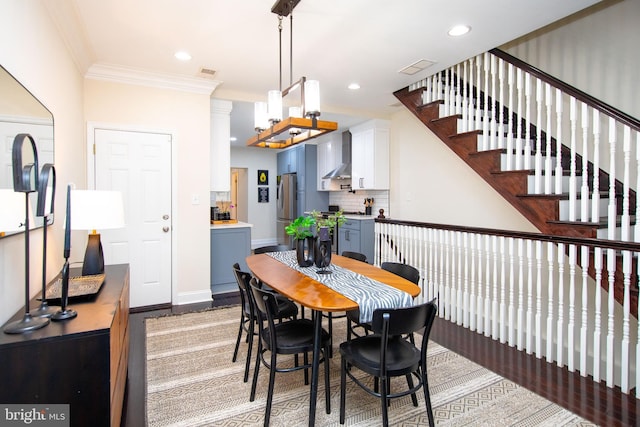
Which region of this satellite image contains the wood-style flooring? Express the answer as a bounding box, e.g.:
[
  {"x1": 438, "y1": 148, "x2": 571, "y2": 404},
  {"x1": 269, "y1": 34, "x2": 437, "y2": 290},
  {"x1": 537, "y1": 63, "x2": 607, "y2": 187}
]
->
[{"x1": 121, "y1": 293, "x2": 638, "y2": 427}]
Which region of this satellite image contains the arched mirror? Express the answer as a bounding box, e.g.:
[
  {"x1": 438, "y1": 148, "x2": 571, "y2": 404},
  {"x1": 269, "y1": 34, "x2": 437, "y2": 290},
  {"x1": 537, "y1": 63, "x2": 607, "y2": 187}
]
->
[{"x1": 0, "y1": 65, "x2": 54, "y2": 237}]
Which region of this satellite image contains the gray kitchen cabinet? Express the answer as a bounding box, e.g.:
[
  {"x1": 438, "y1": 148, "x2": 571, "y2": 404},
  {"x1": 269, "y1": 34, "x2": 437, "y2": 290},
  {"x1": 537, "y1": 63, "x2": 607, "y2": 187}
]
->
[
  {"x1": 338, "y1": 217, "x2": 374, "y2": 263},
  {"x1": 277, "y1": 146, "x2": 299, "y2": 175},
  {"x1": 210, "y1": 224, "x2": 252, "y2": 295}
]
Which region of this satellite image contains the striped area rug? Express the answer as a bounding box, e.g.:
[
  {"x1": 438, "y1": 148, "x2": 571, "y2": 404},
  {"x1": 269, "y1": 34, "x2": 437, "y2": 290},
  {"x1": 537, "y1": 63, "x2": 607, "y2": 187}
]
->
[{"x1": 145, "y1": 307, "x2": 595, "y2": 427}]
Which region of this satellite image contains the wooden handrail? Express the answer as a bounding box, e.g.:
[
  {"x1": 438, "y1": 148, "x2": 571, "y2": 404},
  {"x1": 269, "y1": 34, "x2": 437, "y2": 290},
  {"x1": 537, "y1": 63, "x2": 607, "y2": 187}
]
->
[
  {"x1": 490, "y1": 48, "x2": 640, "y2": 133},
  {"x1": 376, "y1": 217, "x2": 640, "y2": 252}
]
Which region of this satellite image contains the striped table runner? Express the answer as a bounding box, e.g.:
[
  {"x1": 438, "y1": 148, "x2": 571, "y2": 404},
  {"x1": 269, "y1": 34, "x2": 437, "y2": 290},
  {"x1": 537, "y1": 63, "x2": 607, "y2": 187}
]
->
[{"x1": 266, "y1": 250, "x2": 413, "y2": 323}]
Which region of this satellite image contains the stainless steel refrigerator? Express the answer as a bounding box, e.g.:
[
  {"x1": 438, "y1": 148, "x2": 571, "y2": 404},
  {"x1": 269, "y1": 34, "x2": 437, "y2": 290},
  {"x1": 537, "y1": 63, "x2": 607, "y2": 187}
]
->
[{"x1": 277, "y1": 173, "x2": 297, "y2": 246}]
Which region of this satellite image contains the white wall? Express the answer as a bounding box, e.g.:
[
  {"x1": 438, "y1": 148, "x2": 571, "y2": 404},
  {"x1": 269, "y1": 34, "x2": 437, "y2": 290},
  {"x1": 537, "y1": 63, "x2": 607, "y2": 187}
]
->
[
  {"x1": 388, "y1": 109, "x2": 539, "y2": 232},
  {"x1": 502, "y1": 0, "x2": 640, "y2": 120},
  {"x1": 84, "y1": 79, "x2": 212, "y2": 304},
  {"x1": 0, "y1": 0, "x2": 85, "y2": 324},
  {"x1": 230, "y1": 146, "x2": 278, "y2": 246}
]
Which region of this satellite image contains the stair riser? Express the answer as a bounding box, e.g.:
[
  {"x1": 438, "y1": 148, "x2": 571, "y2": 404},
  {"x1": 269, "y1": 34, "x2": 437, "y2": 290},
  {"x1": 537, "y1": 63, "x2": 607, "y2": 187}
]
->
[{"x1": 558, "y1": 198, "x2": 610, "y2": 222}]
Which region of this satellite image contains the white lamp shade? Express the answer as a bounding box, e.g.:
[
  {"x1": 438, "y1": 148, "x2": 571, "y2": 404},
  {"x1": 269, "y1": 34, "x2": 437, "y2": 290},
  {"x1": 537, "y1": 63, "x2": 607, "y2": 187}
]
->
[
  {"x1": 304, "y1": 80, "x2": 321, "y2": 116},
  {"x1": 254, "y1": 101, "x2": 269, "y2": 131},
  {"x1": 267, "y1": 90, "x2": 283, "y2": 123},
  {"x1": 0, "y1": 189, "x2": 26, "y2": 232},
  {"x1": 69, "y1": 190, "x2": 126, "y2": 231},
  {"x1": 289, "y1": 106, "x2": 302, "y2": 135}
]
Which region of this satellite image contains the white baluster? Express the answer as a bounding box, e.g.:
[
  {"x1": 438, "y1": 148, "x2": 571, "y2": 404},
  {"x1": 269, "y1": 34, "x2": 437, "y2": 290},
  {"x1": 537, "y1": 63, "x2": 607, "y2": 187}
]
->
[
  {"x1": 455, "y1": 231, "x2": 463, "y2": 325},
  {"x1": 517, "y1": 239, "x2": 525, "y2": 350},
  {"x1": 455, "y1": 63, "x2": 462, "y2": 116},
  {"x1": 606, "y1": 248, "x2": 615, "y2": 386},
  {"x1": 544, "y1": 83, "x2": 553, "y2": 194},
  {"x1": 608, "y1": 118, "x2": 617, "y2": 240},
  {"x1": 524, "y1": 73, "x2": 532, "y2": 170},
  {"x1": 580, "y1": 245, "x2": 589, "y2": 375},
  {"x1": 497, "y1": 58, "x2": 505, "y2": 150},
  {"x1": 569, "y1": 97, "x2": 577, "y2": 222},
  {"x1": 449, "y1": 67, "x2": 457, "y2": 115},
  {"x1": 490, "y1": 55, "x2": 497, "y2": 149},
  {"x1": 485, "y1": 234, "x2": 492, "y2": 338},
  {"x1": 499, "y1": 236, "x2": 507, "y2": 343},
  {"x1": 443, "y1": 70, "x2": 450, "y2": 117},
  {"x1": 461, "y1": 61, "x2": 468, "y2": 133},
  {"x1": 535, "y1": 240, "x2": 543, "y2": 357},
  {"x1": 555, "y1": 89, "x2": 563, "y2": 195},
  {"x1": 477, "y1": 233, "x2": 485, "y2": 334},
  {"x1": 580, "y1": 103, "x2": 590, "y2": 222},
  {"x1": 463, "y1": 232, "x2": 470, "y2": 327},
  {"x1": 438, "y1": 229, "x2": 446, "y2": 317},
  {"x1": 593, "y1": 247, "x2": 602, "y2": 382},
  {"x1": 526, "y1": 239, "x2": 534, "y2": 354},
  {"x1": 546, "y1": 242, "x2": 555, "y2": 362},
  {"x1": 592, "y1": 110, "x2": 601, "y2": 222},
  {"x1": 556, "y1": 243, "x2": 565, "y2": 366},
  {"x1": 516, "y1": 69, "x2": 523, "y2": 169},
  {"x1": 508, "y1": 237, "x2": 515, "y2": 346},
  {"x1": 492, "y1": 235, "x2": 499, "y2": 340},
  {"x1": 483, "y1": 53, "x2": 490, "y2": 150},
  {"x1": 534, "y1": 78, "x2": 543, "y2": 194},
  {"x1": 467, "y1": 57, "x2": 475, "y2": 133},
  {"x1": 506, "y1": 64, "x2": 515, "y2": 171},
  {"x1": 621, "y1": 126, "x2": 631, "y2": 242},
  {"x1": 621, "y1": 249, "x2": 631, "y2": 393},
  {"x1": 469, "y1": 232, "x2": 477, "y2": 331},
  {"x1": 476, "y1": 55, "x2": 483, "y2": 134},
  {"x1": 567, "y1": 244, "x2": 577, "y2": 372},
  {"x1": 444, "y1": 229, "x2": 451, "y2": 321}
]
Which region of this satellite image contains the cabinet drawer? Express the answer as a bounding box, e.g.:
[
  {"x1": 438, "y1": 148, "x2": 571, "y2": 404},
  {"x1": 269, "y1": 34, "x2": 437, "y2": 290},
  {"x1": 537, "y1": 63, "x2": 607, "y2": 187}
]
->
[{"x1": 341, "y1": 220, "x2": 361, "y2": 231}]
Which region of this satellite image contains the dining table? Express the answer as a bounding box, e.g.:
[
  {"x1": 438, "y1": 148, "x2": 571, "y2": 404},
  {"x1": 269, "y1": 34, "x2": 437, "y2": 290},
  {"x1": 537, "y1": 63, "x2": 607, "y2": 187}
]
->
[{"x1": 246, "y1": 252, "x2": 421, "y2": 426}]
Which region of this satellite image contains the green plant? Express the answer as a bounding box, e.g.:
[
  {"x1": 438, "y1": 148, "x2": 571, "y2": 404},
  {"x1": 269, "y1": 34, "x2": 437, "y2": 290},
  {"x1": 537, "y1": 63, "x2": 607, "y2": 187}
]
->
[
  {"x1": 285, "y1": 215, "x2": 315, "y2": 240},
  {"x1": 310, "y1": 210, "x2": 346, "y2": 233}
]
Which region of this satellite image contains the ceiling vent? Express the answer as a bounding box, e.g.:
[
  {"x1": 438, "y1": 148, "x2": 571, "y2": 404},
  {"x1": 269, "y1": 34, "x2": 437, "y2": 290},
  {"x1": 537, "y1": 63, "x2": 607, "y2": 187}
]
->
[
  {"x1": 199, "y1": 67, "x2": 217, "y2": 78},
  {"x1": 399, "y1": 59, "x2": 435, "y2": 75}
]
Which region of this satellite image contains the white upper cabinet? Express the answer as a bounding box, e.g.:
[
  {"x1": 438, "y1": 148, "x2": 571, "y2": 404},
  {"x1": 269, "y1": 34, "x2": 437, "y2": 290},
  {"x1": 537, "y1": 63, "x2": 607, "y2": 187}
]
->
[
  {"x1": 316, "y1": 136, "x2": 341, "y2": 191},
  {"x1": 350, "y1": 119, "x2": 390, "y2": 190}
]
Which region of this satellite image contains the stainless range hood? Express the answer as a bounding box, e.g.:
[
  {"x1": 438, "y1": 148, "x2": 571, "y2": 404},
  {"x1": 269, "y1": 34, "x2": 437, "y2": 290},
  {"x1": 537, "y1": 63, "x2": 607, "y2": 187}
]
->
[{"x1": 322, "y1": 131, "x2": 351, "y2": 179}]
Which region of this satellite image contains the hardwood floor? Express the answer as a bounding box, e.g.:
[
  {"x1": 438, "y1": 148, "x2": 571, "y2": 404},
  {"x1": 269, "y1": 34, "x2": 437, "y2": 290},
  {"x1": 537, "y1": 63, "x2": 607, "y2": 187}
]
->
[{"x1": 121, "y1": 293, "x2": 638, "y2": 426}]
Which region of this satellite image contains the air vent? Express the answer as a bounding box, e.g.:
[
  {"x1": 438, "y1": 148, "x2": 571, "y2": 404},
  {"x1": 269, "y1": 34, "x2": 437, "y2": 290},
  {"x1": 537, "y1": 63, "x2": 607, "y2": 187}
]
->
[
  {"x1": 199, "y1": 68, "x2": 217, "y2": 78},
  {"x1": 399, "y1": 59, "x2": 435, "y2": 75}
]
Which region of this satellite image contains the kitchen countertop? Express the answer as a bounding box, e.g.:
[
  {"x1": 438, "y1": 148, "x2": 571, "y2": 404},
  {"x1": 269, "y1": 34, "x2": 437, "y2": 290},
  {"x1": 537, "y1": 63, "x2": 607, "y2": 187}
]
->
[
  {"x1": 343, "y1": 215, "x2": 377, "y2": 220},
  {"x1": 210, "y1": 221, "x2": 253, "y2": 229}
]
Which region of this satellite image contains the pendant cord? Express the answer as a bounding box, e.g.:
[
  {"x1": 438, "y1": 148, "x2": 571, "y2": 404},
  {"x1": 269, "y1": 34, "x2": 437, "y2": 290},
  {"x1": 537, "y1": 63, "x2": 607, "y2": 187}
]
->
[
  {"x1": 290, "y1": 13, "x2": 293, "y2": 87},
  {"x1": 278, "y1": 15, "x2": 283, "y2": 91}
]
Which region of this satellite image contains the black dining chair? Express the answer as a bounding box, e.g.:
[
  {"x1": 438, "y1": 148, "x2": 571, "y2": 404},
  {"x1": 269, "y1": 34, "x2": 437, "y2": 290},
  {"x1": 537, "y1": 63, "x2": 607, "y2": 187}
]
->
[
  {"x1": 341, "y1": 251, "x2": 367, "y2": 263},
  {"x1": 253, "y1": 244, "x2": 292, "y2": 254},
  {"x1": 249, "y1": 280, "x2": 332, "y2": 427},
  {"x1": 231, "y1": 263, "x2": 298, "y2": 383},
  {"x1": 347, "y1": 261, "x2": 421, "y2": 340},
  {"x1": 339, "y1": 299, "x2": 438, "y2": 427}
]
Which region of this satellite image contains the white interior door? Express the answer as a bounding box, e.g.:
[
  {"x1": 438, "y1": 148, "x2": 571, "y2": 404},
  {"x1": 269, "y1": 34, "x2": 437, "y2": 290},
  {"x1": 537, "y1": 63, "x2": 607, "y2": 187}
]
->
[{"x1": 93, "y1": 128, "x2": 172, "y2": 308}]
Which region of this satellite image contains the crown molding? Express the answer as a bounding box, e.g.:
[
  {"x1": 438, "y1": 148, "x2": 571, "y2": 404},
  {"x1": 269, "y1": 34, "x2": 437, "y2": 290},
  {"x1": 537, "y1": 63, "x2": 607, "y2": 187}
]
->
[{"x1": 86, "y1": 63, "x2": 221, "y2": 95}]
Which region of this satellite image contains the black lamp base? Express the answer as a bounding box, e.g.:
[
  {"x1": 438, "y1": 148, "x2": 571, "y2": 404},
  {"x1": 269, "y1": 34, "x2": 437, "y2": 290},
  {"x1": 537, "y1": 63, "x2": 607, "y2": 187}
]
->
[
  {"x1": 3, "y1": 313, "x2": 49, "y2": 334},
  {"x1": 32, "y1": 301, "x2": 58, "y2": 318},
  {"x1": 51, "y1": 308, "x2": 77, "y2": 321},
  {"x1": 82, "y1": 233, "x2": 105, "y2": 276}
]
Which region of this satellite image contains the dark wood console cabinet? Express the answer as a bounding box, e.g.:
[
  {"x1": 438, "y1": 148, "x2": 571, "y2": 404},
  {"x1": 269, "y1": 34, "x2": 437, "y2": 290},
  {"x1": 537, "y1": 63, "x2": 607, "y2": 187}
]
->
[{"x1": 0, "y1": 264, "x2": 130, "y2": 427}]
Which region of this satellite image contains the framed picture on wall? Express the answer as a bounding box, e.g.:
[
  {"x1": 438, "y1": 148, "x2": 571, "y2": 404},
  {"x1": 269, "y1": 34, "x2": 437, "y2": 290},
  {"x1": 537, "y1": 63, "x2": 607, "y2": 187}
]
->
[
  {"x1": 258, "y1": 187, "x2": 269, "y2": 203},
  {"x1": 258, "y1": 170, "x2": 268, "y2": 186}
]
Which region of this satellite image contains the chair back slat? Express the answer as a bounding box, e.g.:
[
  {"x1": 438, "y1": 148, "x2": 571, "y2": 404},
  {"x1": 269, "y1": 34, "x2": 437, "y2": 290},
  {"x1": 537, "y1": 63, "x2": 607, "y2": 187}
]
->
[{"x1": 381, "y1": 262, "x2": 420, "y2": 284}]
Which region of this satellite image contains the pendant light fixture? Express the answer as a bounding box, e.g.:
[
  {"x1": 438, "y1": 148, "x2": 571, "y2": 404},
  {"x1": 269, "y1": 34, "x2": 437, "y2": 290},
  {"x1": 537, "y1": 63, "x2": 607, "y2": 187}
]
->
[{"x1": 247, "y1": 0, "x2": 337, "y2": 148}]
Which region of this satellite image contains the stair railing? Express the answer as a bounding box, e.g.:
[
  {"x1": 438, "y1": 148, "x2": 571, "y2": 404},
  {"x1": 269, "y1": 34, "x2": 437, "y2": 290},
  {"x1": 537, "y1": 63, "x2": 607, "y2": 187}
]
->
[
  {"x1": 375, "y1": 218, "x2": 640, "y2": 397},
  {"x1": 409, "y1": 48, "x2": 640, "y2": 242}
]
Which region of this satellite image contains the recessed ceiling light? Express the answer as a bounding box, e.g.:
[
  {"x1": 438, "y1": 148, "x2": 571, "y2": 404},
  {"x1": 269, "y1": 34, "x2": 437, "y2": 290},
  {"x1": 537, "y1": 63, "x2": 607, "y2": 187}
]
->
[
  {"x1": 448, "y1": 25, "x2": 471, "y2": 37},
  {"x1": 174, "y1": 51, "x2": 192, "y2": 61},
  {"x1": 348, "y1": 83, "x2": 360, "y2": 90},
  {"x1": 230, "y1": 137, "x2": 237, "y2": 142}
]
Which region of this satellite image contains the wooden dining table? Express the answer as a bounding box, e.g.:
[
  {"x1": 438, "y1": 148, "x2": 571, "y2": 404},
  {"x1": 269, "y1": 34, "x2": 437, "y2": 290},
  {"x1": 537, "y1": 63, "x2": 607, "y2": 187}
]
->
[{"x1": 246, "y1": 253, "x2": 421, "y2": 426}]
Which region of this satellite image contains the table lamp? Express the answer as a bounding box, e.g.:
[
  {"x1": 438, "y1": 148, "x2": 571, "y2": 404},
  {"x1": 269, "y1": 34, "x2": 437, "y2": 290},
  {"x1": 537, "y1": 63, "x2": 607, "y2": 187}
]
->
[{"x1": 69, "y1": 190, "x2": 125, "y2": 276}]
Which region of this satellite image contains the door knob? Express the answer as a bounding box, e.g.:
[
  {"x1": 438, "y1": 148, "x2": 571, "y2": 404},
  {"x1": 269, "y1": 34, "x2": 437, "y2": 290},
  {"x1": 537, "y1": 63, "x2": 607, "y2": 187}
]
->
[
  {"x1": 163, "y1": 226, "x2": 170, "y2": 232},
  {"x1": 163, "y1": 214, "x2": 170, "y2": 220}
]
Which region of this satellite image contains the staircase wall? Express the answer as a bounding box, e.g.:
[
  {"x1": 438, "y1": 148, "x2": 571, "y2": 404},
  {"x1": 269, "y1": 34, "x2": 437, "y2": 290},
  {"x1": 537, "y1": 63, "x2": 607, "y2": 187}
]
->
[
  {"x1": 502, "y1": 0, "x2": 640, "y2": 121},
  {"x1": 389, "y1": 108, "x2": 538, "y2": 233}
]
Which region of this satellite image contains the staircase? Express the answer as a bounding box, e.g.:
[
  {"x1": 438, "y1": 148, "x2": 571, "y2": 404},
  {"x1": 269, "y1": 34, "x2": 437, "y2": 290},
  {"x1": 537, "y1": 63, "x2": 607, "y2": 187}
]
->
[{"x1": 394, "y1": 48, "x2": 640, "y2": 317}]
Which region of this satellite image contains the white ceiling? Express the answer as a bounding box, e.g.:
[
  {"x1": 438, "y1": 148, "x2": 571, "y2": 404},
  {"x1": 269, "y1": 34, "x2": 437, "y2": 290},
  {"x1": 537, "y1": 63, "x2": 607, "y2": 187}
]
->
[{"x1": 54, "y1": 0, "x2": 601, "y2": 146}]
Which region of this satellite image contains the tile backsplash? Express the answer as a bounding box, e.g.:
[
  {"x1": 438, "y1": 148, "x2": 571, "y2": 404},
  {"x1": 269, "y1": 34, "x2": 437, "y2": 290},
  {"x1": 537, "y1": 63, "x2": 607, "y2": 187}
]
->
[{"x1": 329, "y1": 190, "x2": 389, "y2": 217}]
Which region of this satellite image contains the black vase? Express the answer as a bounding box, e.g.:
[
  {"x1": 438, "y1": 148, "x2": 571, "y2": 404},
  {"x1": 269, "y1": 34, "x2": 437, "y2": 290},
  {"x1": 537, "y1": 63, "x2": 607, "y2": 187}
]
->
[
  {"x1": 314, "y1": 227, "x2": 332, "y2": 274},
  {"x1": 296, "y1": 237, "x2": 315, "y2": 267}
]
